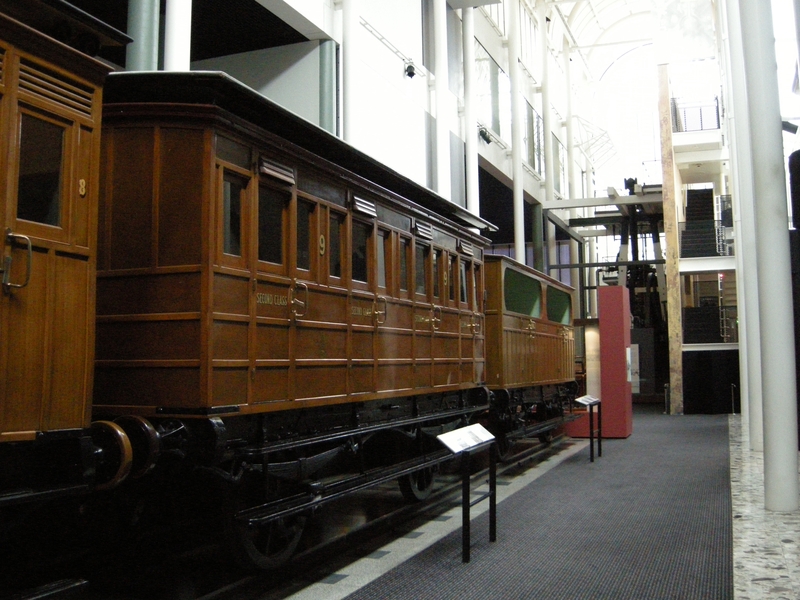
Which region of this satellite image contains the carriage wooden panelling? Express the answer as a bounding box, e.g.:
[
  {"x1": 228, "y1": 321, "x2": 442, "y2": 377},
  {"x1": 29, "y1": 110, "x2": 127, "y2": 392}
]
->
[
  {"x1": 94, "y1": 72, "x2": 487, "y2": 418},
  {"x1": 0, "y1": 12, "x2": 110, "y2": 442},
  {"x1": 484, "y1": 255, "x2": 574, "y2": 390}
]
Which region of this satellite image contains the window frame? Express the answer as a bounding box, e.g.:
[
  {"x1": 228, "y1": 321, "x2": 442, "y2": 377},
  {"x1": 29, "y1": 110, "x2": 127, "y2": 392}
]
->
[
  {"x1": 350, "y1": 217, "x2": 374, "y2": 292},
  {"x1": 216, "y1": 159, "x2": 252, "y2": 269},
  {"x1": 12, "y1": 105, "x2": 76, "y2": 244},
  {"x1": 255, "y1": 178, "x2": 291, "y2": 275}
]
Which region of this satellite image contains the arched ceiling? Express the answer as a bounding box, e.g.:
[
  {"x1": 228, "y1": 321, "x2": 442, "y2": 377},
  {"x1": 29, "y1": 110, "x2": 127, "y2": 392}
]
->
[{"x1": 544, "y1": 0, "x2": 658, "y2": 82}]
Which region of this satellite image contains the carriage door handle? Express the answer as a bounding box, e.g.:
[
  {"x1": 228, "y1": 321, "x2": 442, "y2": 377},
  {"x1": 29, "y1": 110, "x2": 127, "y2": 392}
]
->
[
  {"x1": 2, "y1": 229, "x2": 32, "y2": 294},
  {"x1": 290, "y1": 280, "x2": 309, "y2": 318},
  {"x1": 470, "y1": 313, "x2": 482, "y2": 335},
  {"x1": 375, "y1": 295, "x2": 387, "y2": 325},
  {"x1": 431, "y1": 305, "x2": 442, "y2": 331}
]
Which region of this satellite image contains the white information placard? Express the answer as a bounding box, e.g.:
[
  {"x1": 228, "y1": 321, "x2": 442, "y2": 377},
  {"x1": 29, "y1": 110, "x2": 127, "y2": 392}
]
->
[
  {"x1": 575, "y1": 394, "x2": 600, "y2": 406},
  {"x1": 437, "y1": 423, "x2": 495, "y2": 454}
]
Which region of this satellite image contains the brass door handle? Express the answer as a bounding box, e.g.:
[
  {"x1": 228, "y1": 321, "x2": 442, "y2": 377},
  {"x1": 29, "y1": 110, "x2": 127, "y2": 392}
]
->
[{"x1": 2, "y1": 229, "x2": 32, "y2": 294}]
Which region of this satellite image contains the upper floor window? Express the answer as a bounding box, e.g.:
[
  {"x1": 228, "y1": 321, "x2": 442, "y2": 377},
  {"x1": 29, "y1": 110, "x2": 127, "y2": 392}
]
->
[{"x1": 475, "y1": 42, "x2": 511, "y2": 141}]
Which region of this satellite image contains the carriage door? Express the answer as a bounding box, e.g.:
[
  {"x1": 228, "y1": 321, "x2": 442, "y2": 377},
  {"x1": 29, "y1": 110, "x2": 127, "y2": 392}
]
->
[
  {"x1": 457, "y1": 249, "x2": 484, "y2": 386},
  {"x1": 412, "y1": 227, "x2": 434, "y2": 389},
  {"x1": 458, "y1": 256, "x2": 484, "y2": 386},
  {"x1": 1, "y1": 64, "x2": 100, "y2": 439},
  {"x1": 348, "y1": 201, "x2": 378, "y2": 396}
]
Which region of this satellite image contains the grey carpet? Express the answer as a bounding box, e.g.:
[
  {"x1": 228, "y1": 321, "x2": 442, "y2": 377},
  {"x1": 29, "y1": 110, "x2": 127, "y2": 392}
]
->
[{"x1": 344, "y1": 406, "x2": 732, "y2": 600}]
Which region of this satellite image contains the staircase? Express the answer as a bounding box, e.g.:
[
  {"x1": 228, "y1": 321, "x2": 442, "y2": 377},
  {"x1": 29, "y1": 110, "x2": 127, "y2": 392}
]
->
[
  {"x1": 680, "y1": 189, "x2": 719, "y2": 258},
  {"x1": 683, "y1": 305, "x2": 724, "y2": 343}
]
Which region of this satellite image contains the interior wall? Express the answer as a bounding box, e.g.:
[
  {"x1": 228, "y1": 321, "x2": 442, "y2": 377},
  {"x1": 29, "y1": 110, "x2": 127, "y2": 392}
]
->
[{"x1": 192, "y1": 42, "x2": 323, "y2": 126}]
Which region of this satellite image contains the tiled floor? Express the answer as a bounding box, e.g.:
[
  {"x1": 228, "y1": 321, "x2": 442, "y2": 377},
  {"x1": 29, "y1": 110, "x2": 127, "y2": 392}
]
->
[{"x1": 730, "y1": 415, "x2": 800, "y2": 600}]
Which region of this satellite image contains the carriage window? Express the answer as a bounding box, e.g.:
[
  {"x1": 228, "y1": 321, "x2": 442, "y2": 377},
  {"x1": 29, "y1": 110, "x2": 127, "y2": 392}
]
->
[
  {"x1": 17, "y1": 114, "x2": 64, "y2": 226},
  {"x1": 460, "y1": 260, "x2": 468, "y2": 303},
  {"x1": 471, "y1": 265, "x2": 478, "y2": 309},
  {"x1": 223, "y1": 172, "x2": 246, "y2": 256},
  {"x1": 400, "y1": 237, "x2": 410, "y2": 292},
  {"x1": 433, "y1": 250, "x2": 442, "y2": 298},
  {"x1": 352, "y1": 221, "x2": 371, "y2": 283},
  {"x1": 504, "y1": 267, "x2": 542, "y2": 317},
  {"x1": 474, "y1": 265, "x2": 482, "y2": 311},
  {"x1": 415, "y1": 243, "x2": 429, "y2": 296},
  {"x1": 449, "y1": 256, "x2": 457, "y2": 301},
  {"x1": 377, "y1": 230, "x2": 388, "y2": 289},
  {"x1": 258, "y1": 185, "x2": 287, "y2": 264},
  {"x1": 330, "y1": 212, "x2": 344, "y2": 278},
  {"x1": 546, "y1": 285, "x2": 572, "y2": 324},
  {"x1": 297, "y1": 200, "x2": 314, "y2": 270}
]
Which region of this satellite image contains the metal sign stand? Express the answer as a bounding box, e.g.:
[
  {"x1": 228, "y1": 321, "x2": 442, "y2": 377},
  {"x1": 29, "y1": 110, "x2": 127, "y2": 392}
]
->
[
  {"x1": 576, "y1": 395, "x2": 602, "y2": 462},
  {"x1": 437, "y1": 424, "x2": 497, "y2": 563}
]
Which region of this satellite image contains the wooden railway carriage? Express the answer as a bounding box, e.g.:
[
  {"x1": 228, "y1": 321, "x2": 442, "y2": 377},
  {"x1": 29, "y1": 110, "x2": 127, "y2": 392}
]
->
[
  {"x1": 0, "y1": 1, "x2": 129, "y2": 504},
  {"x1": 483, "y1": 255, "x2": 576, "y2": 449},
  {"x1": 94, "y1": 71, "x2": 492, "y2": 567}
]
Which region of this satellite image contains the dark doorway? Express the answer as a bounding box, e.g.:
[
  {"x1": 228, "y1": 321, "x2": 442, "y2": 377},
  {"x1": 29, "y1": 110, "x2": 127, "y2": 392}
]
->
[{"x1": 682, "y1": 350, "x2": 740, "y2": 414}]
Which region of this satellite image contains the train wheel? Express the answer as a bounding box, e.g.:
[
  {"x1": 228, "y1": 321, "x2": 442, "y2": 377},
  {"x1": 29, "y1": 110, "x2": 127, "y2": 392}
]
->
[
  {"x1": 225, "y1": 470, "x2": 306, "y2": 570},
  {"x1": 89, "y1": 421, "x2": 133, "y2": 490},
  {"x1": 494, "y1": 431, "x2": 514, "y2": 459},
  {"x1": 398, "y1": 467, "x2": 436, "y2": 502}
]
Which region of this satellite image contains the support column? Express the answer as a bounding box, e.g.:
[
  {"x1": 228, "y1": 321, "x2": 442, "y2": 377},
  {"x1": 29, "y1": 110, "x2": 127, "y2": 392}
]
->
[
  {"x1": 726, "y1": 0, "x2": 762, "y2": 445},
  {"x1": 721, "y1": 0, "x2": 764, "y2": 436},
  {"x1": 434, "y1": 0, "x2": 451, "y2": 200},
  {"x1": 463, "y1": 8, "x2": 480, "y2": 217},
  {"x1": 537, "y1": 1, "x2": 555, "y2": 217},
  {"x1": 564, "y1": 38, "x2": 576, "y2": 200},
  {"x1": 657, "y1": 64, "x2": 684, "y2": 414},
  {"x1": 319, "y1": 40, "x2": 337, "y2": 136},
  {"x1": 509, "y1": 0, "x2": 525, "y2": 263},
  {"x1": 738, "y1": 0, "x2": 799, "y2": 512},
  {"x1": 126, "y1": 0, "x2": 160, "y2": 71},
  {"x1": 163, "y1": 0, "x2": 192, "y2": 71},
  {"x1": 533, "y1": 203, "x2": 544, "y2": 271},
  {"x1": 587, "y1": 236, "x2": 597, "y2": 318},
  {"x1": 342, "y1": 0, "x2": 359, "y2": 143}
]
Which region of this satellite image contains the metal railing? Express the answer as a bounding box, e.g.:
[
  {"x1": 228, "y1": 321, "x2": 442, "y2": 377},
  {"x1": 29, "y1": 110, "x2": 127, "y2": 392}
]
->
[{"x1": 671, "y1": 97, "x2": 720, "y2": 132}]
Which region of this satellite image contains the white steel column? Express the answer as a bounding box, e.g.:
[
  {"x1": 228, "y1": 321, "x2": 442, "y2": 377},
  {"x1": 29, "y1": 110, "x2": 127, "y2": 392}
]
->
[
  {"x1": 126, "y1": 0, "x2": 160, "y2": 71},
  {"x1": 342, "y1": 0, "x2": 359, "y2": 143},
  {"x1": 537, "y1": 1, "x2": 555, "y2": 213},
  {"x1": 564, "y1": 38, "x2": 576, "y2": 200},
  {"x1": 463, "y1": 8, "x2": 480, "y2": 217},
  {"x1": 738, "y1": 0, "x2": 799, "y2": 511},
  {"x1": 434, "y1": 0, "x2": 451, "y2": 200},
  {"x1": 163, "y1": 0, "x2": 192, "y2": 71},
  {"x1": 723, "y1": 0, "x2": 760, "y2": 433},
  {"x1": 795, "y1": 0, "x2": 800, "y2": 73},
  {"x1": 509, "y1": 0, "x2": 525, "y2": 262}
]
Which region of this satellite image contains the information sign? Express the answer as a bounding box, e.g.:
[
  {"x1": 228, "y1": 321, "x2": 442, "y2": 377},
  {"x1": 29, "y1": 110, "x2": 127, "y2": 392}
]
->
[{"x1": 437, "y1": 423, "x2": 495, "y2": 454}]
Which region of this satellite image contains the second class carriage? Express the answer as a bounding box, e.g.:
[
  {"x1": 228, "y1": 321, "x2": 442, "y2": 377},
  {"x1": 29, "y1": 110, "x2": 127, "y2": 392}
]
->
[{"x1": 0, "y1": 0, "x2": 577, "y2": 572}]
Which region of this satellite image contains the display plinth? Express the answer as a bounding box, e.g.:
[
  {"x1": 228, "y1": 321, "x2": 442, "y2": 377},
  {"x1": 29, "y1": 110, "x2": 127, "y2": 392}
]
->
[{"x1": 565, "y1": 286, "x2": 632, "y2": 439}]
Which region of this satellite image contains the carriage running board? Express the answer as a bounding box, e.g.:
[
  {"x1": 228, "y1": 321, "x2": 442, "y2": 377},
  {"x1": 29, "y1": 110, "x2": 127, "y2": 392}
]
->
[{"x1": 236, "y1": 449, "x2": 454, "y2": 526}]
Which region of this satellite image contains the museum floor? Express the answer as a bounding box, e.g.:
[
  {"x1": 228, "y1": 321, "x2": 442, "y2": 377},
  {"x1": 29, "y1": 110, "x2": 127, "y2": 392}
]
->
[{"x1": 273, "y1": 405, "x2": 800, "y2": 600}]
